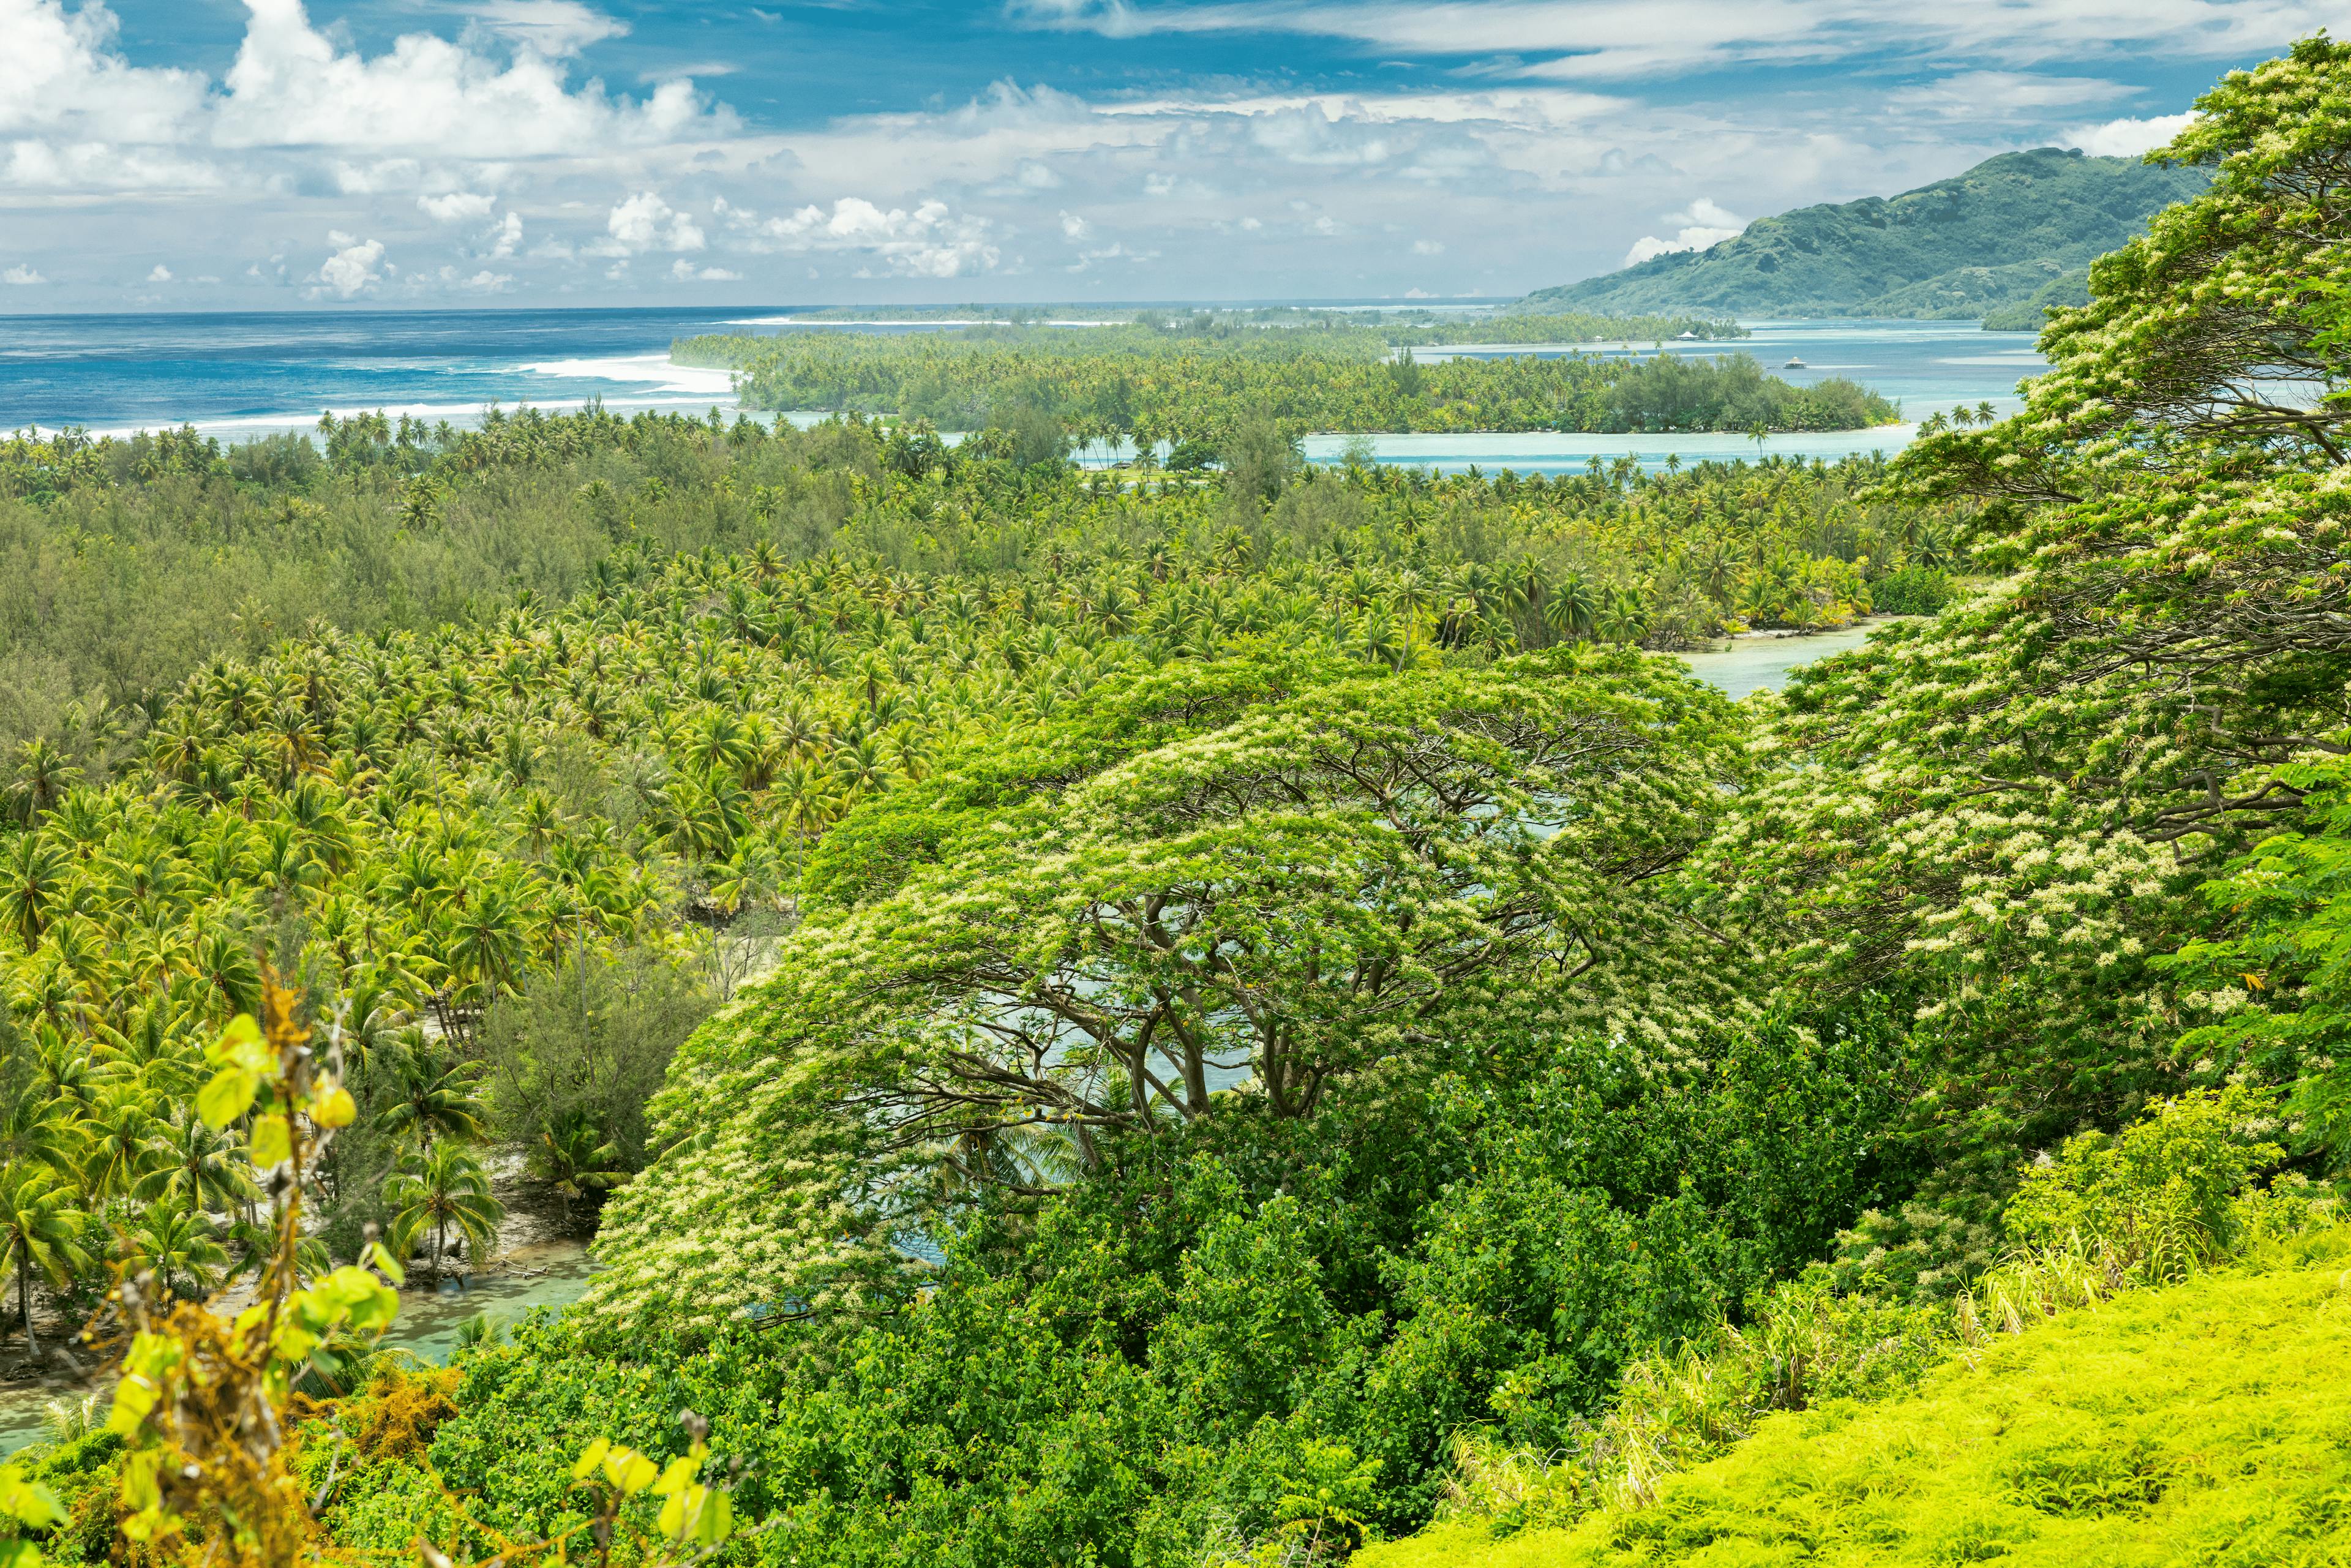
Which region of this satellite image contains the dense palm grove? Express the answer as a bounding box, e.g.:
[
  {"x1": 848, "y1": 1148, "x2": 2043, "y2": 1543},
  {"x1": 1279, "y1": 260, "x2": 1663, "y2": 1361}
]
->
[
  {"x1": 675, "y1": 323, "x2": 1900, "y2": 443},
  {"x1": 7, "y1": 37, "x2": 2351, "y2": 1568},
  {"x1": 0, "y1": 407, "x2": 1965, "y2": 1417}
]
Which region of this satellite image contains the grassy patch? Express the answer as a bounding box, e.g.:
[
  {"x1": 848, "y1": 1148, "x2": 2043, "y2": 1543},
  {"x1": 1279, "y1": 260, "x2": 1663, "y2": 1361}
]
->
[{"x1": 1359, "y1": 1245, "x2": 2351, "y2": 1568}]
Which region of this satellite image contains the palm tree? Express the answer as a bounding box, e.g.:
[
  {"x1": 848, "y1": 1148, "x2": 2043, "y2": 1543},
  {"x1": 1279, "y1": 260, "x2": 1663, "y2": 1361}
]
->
[
  {"x1": 0, "y1": 836, "x2": 66, "y2": 949},
  {"x1": 443, "y1": 876, "x2": 530, "y2": 1011},
  {"x1": 9, "y1": 740, "x2": 80, "y2": 825},
  {"x1": 373, "y1": 1040, "x2": 488, "y2": 1152},
  {"x1": 386, "y1": 1143, "x2": 505, "y2": 1285},
  {"x1": 78, "y1": 1088, "x2": 167, "y2": 1209},
  {"x1": 134, "y1": 1107, "x2": 258, "y2": 1217},
  {"x1": 1543, "y1": 571, "x2": 1600, "y2": 642},
  {"x1": 0, "y1": 1075, "x2": 79, "y2": 1182},
  {"x1": 0, "y1": 1164, "x2": 83, "y2": 1356},
  {"x1": 528, "y1": 1113, "x2": 627, "y2": 1226},
  {"x1": 125, "y1": 1200, "x2": 230, "y2": 1304}
]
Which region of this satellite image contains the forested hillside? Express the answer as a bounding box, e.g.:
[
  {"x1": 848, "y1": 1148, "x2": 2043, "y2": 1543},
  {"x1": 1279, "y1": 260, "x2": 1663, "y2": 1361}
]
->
[
  {"x1": 1524, "y1": 148, "x2": 2208, "y2": 321},
  {"x1": 2, "y1": 36, "x2": 2351, "y2": 1568}
]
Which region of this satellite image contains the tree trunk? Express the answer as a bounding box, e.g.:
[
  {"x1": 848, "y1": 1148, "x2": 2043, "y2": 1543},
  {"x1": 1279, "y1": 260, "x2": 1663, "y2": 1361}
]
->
[
  {"x1": 434, "y1": 1215, "x2": 447, "y2": 1285},
  {"x1": 18, "y1": 1251, "x2": 37, "y2": 1362},
  {"x1": 1182, "y1": 1043, "x2": 1209, "y2": 1112}
]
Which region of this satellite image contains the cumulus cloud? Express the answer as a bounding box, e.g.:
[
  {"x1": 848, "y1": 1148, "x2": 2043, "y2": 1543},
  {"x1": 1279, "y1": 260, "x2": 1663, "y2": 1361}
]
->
[
  {"x1": 0, "y1": 0, "x2": 2272, "y2": 306},
  {"x1": 0, "y1": 0, "x2": 209, "y2": 141},
  {"x1": 0, "y1": 0, "x2": 730, "y2": 220},
  {"x1": 146, "y1": 263, "x2": 171, "y2": 282},
  {"x1": 1622, "y1": 197, "x2": 1745, "y2": 266},
  {"x1": 419, "y1": 190, "x2": 497, "y2": 222},
  {"x1": 2060, "y1": 111, "x2": 2196, "y2": 157},
  {"x1": 606, "y1": 191, "x2": 706, "y2": 253},
  {"x1": 734, "y1": 197, "x2": 1000, "y2": 279},
  {"x1": 1, "y1": 264, "x2": 46, "y2": 285},
  {"x1": 212, "y1": 0, "x2": 719, "y2": 157},
  {"x1": 670, "y1": 259, "x2": 742, "y2": 281},
  {"x1": 313, "y1": 232, "x2": 387, "y2": 298}
]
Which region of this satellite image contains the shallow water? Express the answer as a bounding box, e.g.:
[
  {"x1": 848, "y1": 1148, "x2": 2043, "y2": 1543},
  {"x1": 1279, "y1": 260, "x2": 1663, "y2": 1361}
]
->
[
  {"x1": 1673, "y1": 621, "x2": 1883, "y2": 698},
  {"x1": 0, "y1": 1239, "x2": 597, "y2": 1458},
  {"x1": 1300, "y1": 319, "x2": 2045, "y2": 476},
  {"x1": 6, "y1": 313, "x2": 2041, "y2": 465}
]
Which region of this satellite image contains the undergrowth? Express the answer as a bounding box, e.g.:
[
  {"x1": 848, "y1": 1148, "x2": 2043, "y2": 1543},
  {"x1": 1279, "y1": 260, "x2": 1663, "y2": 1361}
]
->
[{"x1": 1381, "y1": 1087, "x2": 2346, "y2": 1562}]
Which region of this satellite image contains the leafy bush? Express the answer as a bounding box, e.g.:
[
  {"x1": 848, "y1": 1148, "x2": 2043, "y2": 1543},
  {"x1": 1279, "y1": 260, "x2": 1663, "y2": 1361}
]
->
[
  {"x1": 2001, "y1": 1087, "x2": 2283, "y2": 1285},
  {"x1": 1864, "y1": 563, "x2": 1957, "y2": 615}
]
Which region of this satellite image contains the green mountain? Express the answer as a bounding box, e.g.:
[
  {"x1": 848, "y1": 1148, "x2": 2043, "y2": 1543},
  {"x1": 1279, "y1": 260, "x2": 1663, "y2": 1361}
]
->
[{"x1": 1522, "y1": 148, "x2": 2208, "y2": 321}]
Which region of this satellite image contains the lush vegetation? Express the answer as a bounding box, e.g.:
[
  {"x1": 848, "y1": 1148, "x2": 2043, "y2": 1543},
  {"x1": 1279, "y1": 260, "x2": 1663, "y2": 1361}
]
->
[
  {"x1": 1368, "y1": 1228, "x2": 2351, "y2": 1568},
  {"x1": 675, "y1": 324, "x2": 1899, "y2": 443},
  {"x1": 6, "y1": 36, "x2": 2351, "y2": 1568},
  {"x1": 0, "y1": 408, "x2": 1959, "y2": 1400},
  {"x1": 1528, "y1": 148, "x2": 2208, "y2": 321},
  {"x1": 774, "y1": 306, "x2": 1752, "y2": 345}
]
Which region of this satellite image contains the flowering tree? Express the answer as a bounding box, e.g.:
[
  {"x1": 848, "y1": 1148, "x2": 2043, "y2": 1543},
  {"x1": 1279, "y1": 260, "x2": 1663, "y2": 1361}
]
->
[
  {"x1": 590, "y1": 650, "x2": 1752, "y2": 1326},
  {"x1": 1708, "y1": 39, "x2": 2351, "y2": 1240}
]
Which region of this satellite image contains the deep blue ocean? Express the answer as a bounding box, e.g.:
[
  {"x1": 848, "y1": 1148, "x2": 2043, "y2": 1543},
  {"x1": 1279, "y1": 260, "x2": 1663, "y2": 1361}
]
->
[
  {"x1": 0, "y1": 309, "x2": 2047, "y2": 473},
  {"x1": 0, "y1": 307, "x2": 773, "y2": 436}
]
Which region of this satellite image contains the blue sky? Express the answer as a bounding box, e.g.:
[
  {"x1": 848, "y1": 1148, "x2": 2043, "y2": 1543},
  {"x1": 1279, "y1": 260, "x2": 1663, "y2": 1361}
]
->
[{"x1": 0, "y1": 0, "x2": 2333, "y2": 309}]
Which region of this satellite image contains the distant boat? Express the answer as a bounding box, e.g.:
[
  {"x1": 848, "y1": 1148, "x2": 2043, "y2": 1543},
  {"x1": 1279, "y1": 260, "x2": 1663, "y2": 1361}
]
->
[{"x1": 1783, "y1": 356, "x2": 1807, "y2": 368}]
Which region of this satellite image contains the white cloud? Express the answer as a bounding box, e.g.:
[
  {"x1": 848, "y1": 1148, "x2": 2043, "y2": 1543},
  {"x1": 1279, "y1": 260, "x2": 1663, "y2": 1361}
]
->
[
  {"x1": 468, "y1": 0, "x2": 629, "y2": 58},
  {"x1": 1623, "y1": 197, "x2": 1745, "y2": 266},
  {"x1": 419, "y1": 190, "x2": 497, "y2": 222},
  {"x1": 0, "y1": 0, "x2": 209, "y2": 141},
  {"x1": 0, "y1": 0, "x2": 2274, "y2": 306},
  {"x1": 1, "y1": 264, "x2": 45, "y2": 284},
  {"x1": 670, "y1": 259, "x2": 741, "y2": 280},
  {"x1": 737, "y1": 197, "x2": 1000, "y2": 278},
  {"x1": 433, "y1": 264, "x2": 513, "y2": 290},
  {"x1": 214, "y1": 0, "x2": 724, "y2": 157},
  {"x1": 1010, "y1": 0, "x2": 2351, "y2": 83},
  {"x1": 0, "y1": 0, "x2": 730, "y2": 211},
  {"x1": 1889, "y1": 70, "x2": 2138, "y2": 120},
  {"x1": 607, "y1": 190, "x2": 706, "y2": 253},
  {"x1": 313, "y1": 234, "x2": 386, "y2": 298},
  {"x1": 2060, "y1": 111, "x2": 2197, "y2": 157},
  {"x1": 146, "y1": 263, "x2": 171, "y2": 281},
  {"x1": 2, "y1": 140, "x2": 221, "y2": 192},
  {"x1": 1067, "y1": 239, "x2": 1158, "y2": 272}
]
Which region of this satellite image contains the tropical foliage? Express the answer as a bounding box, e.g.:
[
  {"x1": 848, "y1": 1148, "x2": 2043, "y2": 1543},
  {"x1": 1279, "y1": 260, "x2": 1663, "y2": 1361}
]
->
[
  {"x1": 12, "y1": 37, "x2": 2351, "y2": 1568},
  {"x1": 676, "y1": 325, "x2": 1899, "y2": 444}
]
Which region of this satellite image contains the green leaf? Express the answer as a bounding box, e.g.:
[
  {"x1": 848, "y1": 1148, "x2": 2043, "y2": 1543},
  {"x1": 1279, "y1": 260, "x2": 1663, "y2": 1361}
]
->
[
  {"x1": 0, "y1": 1461, "x2": 67, "y2": 1529},
  {"x1": 249, "y1": 1114, "x2": 291, "y2": 1168},
  {"x1": 195, "y1": 1067, "x2": 258, "y2": 1131},
  {"x1": 206, "y1": 1013, "x2": 270, "y2": 1072},
  {"x1": 106, "y1": 1377, "x2": 157, "y2": 1438},
  {"x1": 365, "y1": 1239, "x2": 406, "y2": 1287}
]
